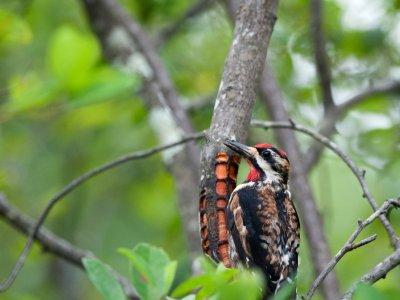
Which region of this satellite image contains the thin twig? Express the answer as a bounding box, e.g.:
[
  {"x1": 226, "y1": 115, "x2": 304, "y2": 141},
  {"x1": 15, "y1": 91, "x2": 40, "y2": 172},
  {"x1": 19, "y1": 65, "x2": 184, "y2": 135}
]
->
[
  {"x1": 337, "y1": 81, "x2": 400, "y2": 113},
  {"x1": 156, "y1": 0, "x2": 215, "y2": 47},
  {"x1": 304, "y1": 80, "x2": 400, "y2": 172},
  {"x1": 350, "y1": 235, "x2": 377, "y2": 251},
  {"x1": 342, "y1": 247, "x2": 400, "y2": 299},
  {"x1": 0, "y1": 194, "x2": 139, "y2": 299},
  {"x1": 0, "y1": 133, "x2": 204, "y2": 292},
  {"x1": 304, "y1": 198, "x2": 400, "y2": 299},
  {"x1": 252, "y1": 120, "x2": 400, "y2": 249}
]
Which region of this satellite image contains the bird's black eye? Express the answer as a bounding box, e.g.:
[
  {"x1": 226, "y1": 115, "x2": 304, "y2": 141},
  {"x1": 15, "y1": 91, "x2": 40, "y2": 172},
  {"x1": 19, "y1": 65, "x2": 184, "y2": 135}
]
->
[{"x1": 261, "y1": 150, "x2": 271, "y2": 160}]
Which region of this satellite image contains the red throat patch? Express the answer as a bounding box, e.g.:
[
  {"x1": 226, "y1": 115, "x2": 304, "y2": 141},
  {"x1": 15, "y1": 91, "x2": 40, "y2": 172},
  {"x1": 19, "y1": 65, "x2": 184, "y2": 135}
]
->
[{"x1": 246, "y1": 162, "x2": 261, "y2": 181}]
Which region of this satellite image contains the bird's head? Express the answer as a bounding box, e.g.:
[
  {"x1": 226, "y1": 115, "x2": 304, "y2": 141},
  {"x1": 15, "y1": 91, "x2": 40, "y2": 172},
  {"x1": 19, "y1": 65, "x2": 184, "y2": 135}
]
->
[{"x1": 223, "y1": 139, "x2": 290, "y2": 184}]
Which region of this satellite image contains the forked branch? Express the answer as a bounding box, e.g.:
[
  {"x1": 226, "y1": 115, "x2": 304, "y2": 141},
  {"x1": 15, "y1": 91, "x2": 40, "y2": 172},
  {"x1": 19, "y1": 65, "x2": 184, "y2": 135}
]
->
[
  {"x1": 304, "y1": 198, "x2": 400, "y2": 299},
  {"x1": 0, "y1": 133, "x2": 204, "y2": 292}
]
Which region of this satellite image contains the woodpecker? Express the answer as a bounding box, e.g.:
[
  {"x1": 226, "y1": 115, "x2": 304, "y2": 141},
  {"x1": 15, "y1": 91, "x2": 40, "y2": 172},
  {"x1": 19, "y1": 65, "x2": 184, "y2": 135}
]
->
[{"x1": 223, "y1": 139, "x2": 300, "y2": 299}]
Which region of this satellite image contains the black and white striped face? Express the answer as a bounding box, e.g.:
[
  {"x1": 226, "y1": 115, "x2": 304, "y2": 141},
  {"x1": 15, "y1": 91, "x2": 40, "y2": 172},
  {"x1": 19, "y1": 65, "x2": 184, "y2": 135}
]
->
[{"x1": 223, "y1": 140, "x2": 290, "y2": 183}]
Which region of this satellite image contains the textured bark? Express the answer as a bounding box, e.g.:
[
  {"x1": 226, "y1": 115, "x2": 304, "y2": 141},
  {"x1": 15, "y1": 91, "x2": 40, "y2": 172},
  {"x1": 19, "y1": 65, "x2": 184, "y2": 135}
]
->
[
  {"x1": 199, "y1": 0, "x2": 278, "y2": 264},
  {"x1": 82, "y1": 0, "x2": 201, "y2": 255}
]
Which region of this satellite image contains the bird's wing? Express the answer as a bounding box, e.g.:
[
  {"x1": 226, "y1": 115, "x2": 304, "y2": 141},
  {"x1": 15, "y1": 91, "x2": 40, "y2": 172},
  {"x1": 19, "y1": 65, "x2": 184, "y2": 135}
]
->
[
  {"x1": 283, "y1": 192, "x2": 300, "y2": 279},
  {"x1": 227, "y1": 191, "x2": 254, "y2": 266}
]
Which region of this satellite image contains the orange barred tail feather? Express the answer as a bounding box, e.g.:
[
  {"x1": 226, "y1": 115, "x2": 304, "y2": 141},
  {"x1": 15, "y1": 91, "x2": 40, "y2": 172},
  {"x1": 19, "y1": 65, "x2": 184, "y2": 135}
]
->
[{"x1": 199, "y1": 151, "x2": 240, "y2": 267}]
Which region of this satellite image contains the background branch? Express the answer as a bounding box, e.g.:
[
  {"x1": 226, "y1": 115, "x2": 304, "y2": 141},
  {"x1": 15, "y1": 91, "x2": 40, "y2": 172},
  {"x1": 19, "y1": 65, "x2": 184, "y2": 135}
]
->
[
  {"x1": 338, "y1": 81, "x2": 400, "y2": 112},
  {"x1": 82, "y1": 0, "x2": 202, "y2": 256},
  {"x1": 0, "y1": 194, "x2": 139, "y2": 299},
  {"x1": 310, "y1": 0, "x2": 334, "y2": 111},
  {"x1": 0, "y1": 133, "x2": 204, "y2": 291},
  {"x1": 304, "y1": 80, "x2": 400, "y2": 172},
  {"x1": 157, "y1": 0, "x2": 215, "y2": 46},
  {"x1": 305, "y1": 198, "x2": 400, "y2": 299}
]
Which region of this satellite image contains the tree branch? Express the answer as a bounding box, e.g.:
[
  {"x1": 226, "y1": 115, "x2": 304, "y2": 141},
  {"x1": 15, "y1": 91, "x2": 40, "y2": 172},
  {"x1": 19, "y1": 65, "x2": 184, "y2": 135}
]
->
[
  {"x1": 304, "y1": 80, "x2": 400, "y2": 173},
  {"x1": 224, "y1": 0, "x2": 341, "y2": 296},
  {"x1": 310, "y1": 0, "x2": 334, "y2": 111},
  {"x1": 337, "y1": 81, "x2": 400, "y2": 113},
  {"x1": 200, "y1": 0, "x2": 278, "y2": 266},
  {"x1": 0, "y1": 194, "x2": 139, "y2": 299},
  {"x1": 252, "y1": 120, "x2": 400, "y2": 249},
  {"x1": 304, "y1": 198, "x2": 400, "y2": 299},
  {"x1": 156, "y1": 0, "x2": 215, "y2": 46},
  {"x1": 0, "y1": 133, "x2": 204, "y2": 291}
]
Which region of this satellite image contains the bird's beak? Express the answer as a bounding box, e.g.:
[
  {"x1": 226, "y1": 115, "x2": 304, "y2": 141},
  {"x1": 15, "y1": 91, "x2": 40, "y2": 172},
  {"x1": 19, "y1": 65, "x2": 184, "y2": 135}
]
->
[{"x1": 223, "y1": 139, "x2": 255, "y2": 159}]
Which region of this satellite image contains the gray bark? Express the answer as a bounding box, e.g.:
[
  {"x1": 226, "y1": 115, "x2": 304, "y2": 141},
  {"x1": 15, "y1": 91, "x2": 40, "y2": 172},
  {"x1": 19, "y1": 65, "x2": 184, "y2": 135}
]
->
[{"x1": 200, "y1": 0, "x2": 278, "y2": 263}]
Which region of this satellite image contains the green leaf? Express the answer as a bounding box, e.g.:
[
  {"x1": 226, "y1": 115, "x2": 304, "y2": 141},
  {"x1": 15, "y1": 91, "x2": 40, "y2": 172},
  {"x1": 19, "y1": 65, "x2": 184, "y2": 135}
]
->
[
  {"x1": 270, "y1": 282, "x2": 296, "y2": 300},
  {"x1": 82, "y1": 258, "x2": 126, "y2": 300},
  {"x1": 171, "y1": 274, "x2": 211, "y2": 298},
  {"x1": 197, "y1": 256, "x2": 217, "y2": 273},
  {"x1": 216, "y1": 270, "x2": 264, "y2": 300},
  {"x1": 119, "y1": 243, "x2": 177, "y2": 300},
  {"x1": 0, "y1": 9, "x2": 32, "y2": 45},
  {"x1": 171, "y1": 263, "x2": 238, "y2": 299},
  {"x1": 66, "y1": 67, "x2": 137, "y2": 109},
  {"x1": 179, "y1": 296, "x2": 196, "y2": 300},
  {"x1": 48, "y1": 24, "x2": 101, "y2": 91},
  {"x1": 163, "y1": 260, "x2": 178, "y2": 295}
]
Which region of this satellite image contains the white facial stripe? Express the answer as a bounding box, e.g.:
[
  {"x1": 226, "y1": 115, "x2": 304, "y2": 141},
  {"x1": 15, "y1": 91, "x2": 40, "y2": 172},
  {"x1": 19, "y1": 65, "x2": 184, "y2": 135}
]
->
[
  {"x1": 254, "y1": 149, "x2": 288, "y2": 177},
  {"x1": 254, "y1": 153, "x2": 278, "y2": 176}
]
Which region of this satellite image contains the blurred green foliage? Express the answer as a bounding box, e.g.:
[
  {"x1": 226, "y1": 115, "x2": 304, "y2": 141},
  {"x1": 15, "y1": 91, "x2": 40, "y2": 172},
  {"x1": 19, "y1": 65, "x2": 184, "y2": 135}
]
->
[{"x1": 0, "y1": 0, "x2": 399, "y2": 299}]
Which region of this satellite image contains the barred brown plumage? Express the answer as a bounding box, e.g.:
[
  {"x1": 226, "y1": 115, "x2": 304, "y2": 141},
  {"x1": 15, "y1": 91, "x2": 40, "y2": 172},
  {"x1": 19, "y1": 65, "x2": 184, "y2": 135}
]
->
[{"x1": 223, "y1": 139, "x2": 300, "y2": 299}]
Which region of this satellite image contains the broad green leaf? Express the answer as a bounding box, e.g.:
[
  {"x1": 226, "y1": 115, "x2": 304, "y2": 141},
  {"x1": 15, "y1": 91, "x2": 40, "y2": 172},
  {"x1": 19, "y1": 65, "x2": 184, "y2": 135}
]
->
[
  {"x1": 197, "y1": 256, "x2": 217, "y2": 273},
  {"x1": 270, "y1": 282, "x2": 295, "y2": 300},
  {"x1": 163, "y1": 260, "x2": 178, "y2": 295},
  {"x1": 119, "y1": 243, "x2": 177, "y2": 300},
  {"x1": 179, "y1": 296, "x2": 196, "y2": 300},
  {"x1": 66, "y1": 67, "x2": 137, "y2": 109},
  {"x1": 48, "y1": 24, "x2": 101, "y2": 91},
  {"x1": 196, "y1": 268, "x2": 237, "y2": 299},
  {"x1": 172, "y1": 264, "x2": 238, "y2": 299},
  {"x1": 171, "y1": 274, "x2": 211, "y2": 298},
  {"x1": 216, "y1": 270, "x2": 264, "y2": 300},
  {"x1": 82, "y1": 258, "x2": 126, "y2": 300}
]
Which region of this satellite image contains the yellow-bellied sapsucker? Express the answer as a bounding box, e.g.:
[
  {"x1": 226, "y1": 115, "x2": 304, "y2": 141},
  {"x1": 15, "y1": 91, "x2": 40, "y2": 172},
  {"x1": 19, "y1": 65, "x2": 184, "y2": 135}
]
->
[{"x1": 223, "y1": 139, "x2": 300, "y2": 299}]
